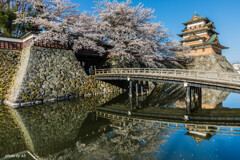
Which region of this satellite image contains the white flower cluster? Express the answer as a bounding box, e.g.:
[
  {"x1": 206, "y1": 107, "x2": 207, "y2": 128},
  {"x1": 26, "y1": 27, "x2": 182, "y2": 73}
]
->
[{"x1": 15, "y1": 0, "x2": 188, "y2": 66}]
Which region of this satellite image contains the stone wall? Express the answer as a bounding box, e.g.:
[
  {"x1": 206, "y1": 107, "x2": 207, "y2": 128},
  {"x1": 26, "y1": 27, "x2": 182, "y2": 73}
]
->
[
  {"x1": 4, "y1": 46, "x2": 122, "y2": 107},
  {"x1": 6, "y1": 46, "x2": 87, "y2": 106},
  {"x1": 202, "y1": 88, "x2": 230, "y2": 109},
  {"x1": 80, "y1": 76, "x2": 123, "y2": 97},
  {"x1": 144, "y1": 83, "x2": 185, "y2": 108},
  {"x1": 0, "y1": 50, "x2": 21, "y2": 102},
  {"x1": 187, "y1": 54, "x2": 237, "y2": 73}
]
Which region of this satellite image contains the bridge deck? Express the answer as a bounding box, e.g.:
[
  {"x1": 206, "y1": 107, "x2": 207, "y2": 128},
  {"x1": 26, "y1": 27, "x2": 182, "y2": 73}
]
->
[{"x1": 95, "y1": 68, "x2": 240, "y2": 92}]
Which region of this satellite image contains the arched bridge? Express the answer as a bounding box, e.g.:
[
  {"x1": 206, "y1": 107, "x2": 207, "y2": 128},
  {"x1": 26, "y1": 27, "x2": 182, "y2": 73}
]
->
[{"x1": 95, "y1": 68, "x2": 240, "y2": 93}]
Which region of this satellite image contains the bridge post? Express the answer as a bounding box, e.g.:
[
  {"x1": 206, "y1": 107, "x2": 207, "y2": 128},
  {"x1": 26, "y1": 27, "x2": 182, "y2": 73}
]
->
[
  {"x1": 198, "y1": 87, "x2": 202, "y2": 107},
  {"x1": 143, "y1": 81, "x2": 146, "y2": 95},
  {"x1": 194, "y1": 87, "x2": 199, "y2": 100},
  {"x1": 129, "y1": 96, "x2": 133, "y2": 111},
  {"x1": 185, "y1": 86, "x2": 191, "y2": 115},
  {"x1": 136, "y1": 82, "x2": 139, "y2": 96},
  {"x1": 191, "y1": 87, "x2": 195, "y2": 102},
  {"x1": 136, "y1": 95, "x2": 139, "y2": 107},
  {"x1": 186, "y1": 86, "x2": 191, "y2": 103},
  {"x1": 186, "y1": 101, "x2": 191, "y2": 115},
  {"x1": 141, "y1": 83, "x2": 144, "y2": 96},
  {"x1": 146, "y1": 81, "x2": 149, "y2": 95},
  {"x1": 129, "y1": 80, "x2": 133, "y2": 97}
]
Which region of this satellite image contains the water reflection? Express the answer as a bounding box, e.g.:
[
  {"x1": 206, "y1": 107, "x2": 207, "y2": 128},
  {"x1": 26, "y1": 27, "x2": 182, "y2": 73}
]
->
[
  {"x1": 40, "y1": 113, "x2": 172, "y2": 160},
  {"x1": 15, "y1": 100, "x2": 89, "y2": 157},
  {"x1": 223, "y1": 93, "x2": 240, "y2": 108},
  {"x1": 0, "y1": 93, "x2": 120, "y2": 159},
  {"x1": 99, "y1": 85, "x2": 240, "y2": 123},
  {"x1": 184, "y1": 127, "x2": 216, "y2": 146},
  {"x1": 1, "y1": 84, "x2": 240, "y2": 160},
  {"x1": 0, "y1": 105, "x2": 26, "y2": 158}
]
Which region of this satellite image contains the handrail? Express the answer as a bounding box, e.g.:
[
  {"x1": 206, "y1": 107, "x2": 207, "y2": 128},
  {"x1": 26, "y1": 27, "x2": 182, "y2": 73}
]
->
[
  {"x1": 95, "y1": 68, "x2": 240, "y2": 86},
  {"x1": 97, "y1": 111, "x2": 240, "y2": 136}
]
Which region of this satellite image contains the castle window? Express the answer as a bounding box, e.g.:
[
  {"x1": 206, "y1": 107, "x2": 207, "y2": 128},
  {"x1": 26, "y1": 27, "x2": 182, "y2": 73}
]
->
[
  {"x1": 199, "y1": 25, "x2": 201, "y2": 27},
  {"x1": 194, "y1": 26, "x2": 196, "y2": 29},
  {"x1": 202, "y1": 48, "x2": 205, "y2": 52}
]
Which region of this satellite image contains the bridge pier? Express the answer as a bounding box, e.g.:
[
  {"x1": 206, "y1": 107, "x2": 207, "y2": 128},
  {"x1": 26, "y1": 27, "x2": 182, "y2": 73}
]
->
[
  {"x1": 136, "y1": 82, "x2": 139, "y2": 96},
  {"x1": 136, "y1": 96, "x2": 139, "y2": 107},
  {"x1": 186, "y1": 99, "x2": 191, "y2": 115},
  {"x1": 129, "y1": 80, "x2": 133, "y2": 97},
  {"x1": 185, "y1": 85, "x2": 202, "y2": 115},
  {"x1": 128, "y1": 80, "x2": 150, "y2": 97},
  {"x1": 146, "y1": 81, "x2": 149, "y2": 95},
  {"x1": 141, "y1": 84, "x2": 144, "y2": 96},
  {"x1": 186, "y1": 86, "x2": 191, "y2": 103},
  {"x1": 194, "y1": 87, "x2": 199, "y2": 100},
  {"x1": 130, "y1": 97, "x2": 133, "y2": 111},
  {"x1": 191, "y1": 87, "x2": 195, "y2": 101},
  {"x1": 197, "y1": 87, "x2": 202, "y2": 108},
  {"x1": 186, "y1": 86, "x2": 202, "y2": 103}
]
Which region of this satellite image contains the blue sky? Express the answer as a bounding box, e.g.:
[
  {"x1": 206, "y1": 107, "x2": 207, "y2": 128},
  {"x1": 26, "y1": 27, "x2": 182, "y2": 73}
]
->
[{"x1": 72, "y1": 0, "x2": 240, "y2": 63}]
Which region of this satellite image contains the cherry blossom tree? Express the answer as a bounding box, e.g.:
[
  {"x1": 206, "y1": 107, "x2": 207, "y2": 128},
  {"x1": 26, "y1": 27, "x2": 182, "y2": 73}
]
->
[
  {"x1": 94, "y1": 0, "x2": 181, "y2": 67},
  {"x1": 15, "y1": 0, "x2": 105, "y2": 53},
  {"x1": 15, "y1": 0, "x2": 187, "y2": 67}
]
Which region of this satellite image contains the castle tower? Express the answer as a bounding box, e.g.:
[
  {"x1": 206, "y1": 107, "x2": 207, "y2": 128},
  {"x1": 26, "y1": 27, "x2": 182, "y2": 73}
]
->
[{"x1": 178, "y1": 12, "x2": 228, "y2": 56}]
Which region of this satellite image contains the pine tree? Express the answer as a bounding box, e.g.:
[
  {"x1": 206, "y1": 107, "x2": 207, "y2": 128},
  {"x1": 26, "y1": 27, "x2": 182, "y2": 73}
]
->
[{"x1": 0, "y1": 0, "x2": 40, "y2": 37}]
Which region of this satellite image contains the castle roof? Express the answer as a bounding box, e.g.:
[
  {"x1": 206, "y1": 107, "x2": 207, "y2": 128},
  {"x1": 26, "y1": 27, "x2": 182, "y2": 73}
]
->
[
  {"x1": 180, "y1": 33, "x2": 206, "y2": 43},
  {"x1": 178, "y1": 28, "x2": 219, "y2": 37},
  {"x1": 183, "y1": 12, "x2": 211, "y2": 26},
  {"x1": 191, "y1": 34, "x2": 228, "y2": 49},
  {"x1": 185, "y1": 131, "x2": 213, "y2": 146}
]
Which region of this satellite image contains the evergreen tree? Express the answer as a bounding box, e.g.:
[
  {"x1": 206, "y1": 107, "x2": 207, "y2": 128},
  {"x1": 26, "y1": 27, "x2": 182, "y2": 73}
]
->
[{"x1": 0, "y1": 0, "x2": 40, "y2": 37}]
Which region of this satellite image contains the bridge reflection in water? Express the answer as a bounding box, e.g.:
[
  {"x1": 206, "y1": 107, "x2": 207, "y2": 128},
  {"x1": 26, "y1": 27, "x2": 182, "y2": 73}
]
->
[
  {"x1": 1, "y1": 84, "x2": 240, "y2": 159},
  {"x1": 97, "y1": 84, "x2": 240, "y2": 143}
]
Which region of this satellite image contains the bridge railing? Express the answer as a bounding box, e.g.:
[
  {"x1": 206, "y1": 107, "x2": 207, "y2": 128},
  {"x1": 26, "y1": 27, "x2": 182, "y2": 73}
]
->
[
  {"x1": 95, "y1": 68, "x2": 240, "y2": 85},
  {"x1": 97, "y1": 111, "x2": 240, "y2": 136}
]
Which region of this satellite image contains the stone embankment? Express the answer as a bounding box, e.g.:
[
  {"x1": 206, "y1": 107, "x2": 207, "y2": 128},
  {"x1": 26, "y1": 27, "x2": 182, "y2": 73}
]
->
[
  {"x1": 201, "y1": 88, "x2": 230, "y2": 109},
  {"x1": 0, "y1": 46, "x2": 122, "y2": 107},
  {"x1": 0, "y1": 50, "x2": 21, "y2": 103},
  {"x1": 187, "y1": 54, "x2": 237, "y2": 73}
]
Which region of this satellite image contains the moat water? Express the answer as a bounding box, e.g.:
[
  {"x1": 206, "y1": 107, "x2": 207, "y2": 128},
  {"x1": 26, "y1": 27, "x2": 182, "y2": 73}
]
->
[{"x1": 1, "y1": 84, "x2": 240, "y2": 160}]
